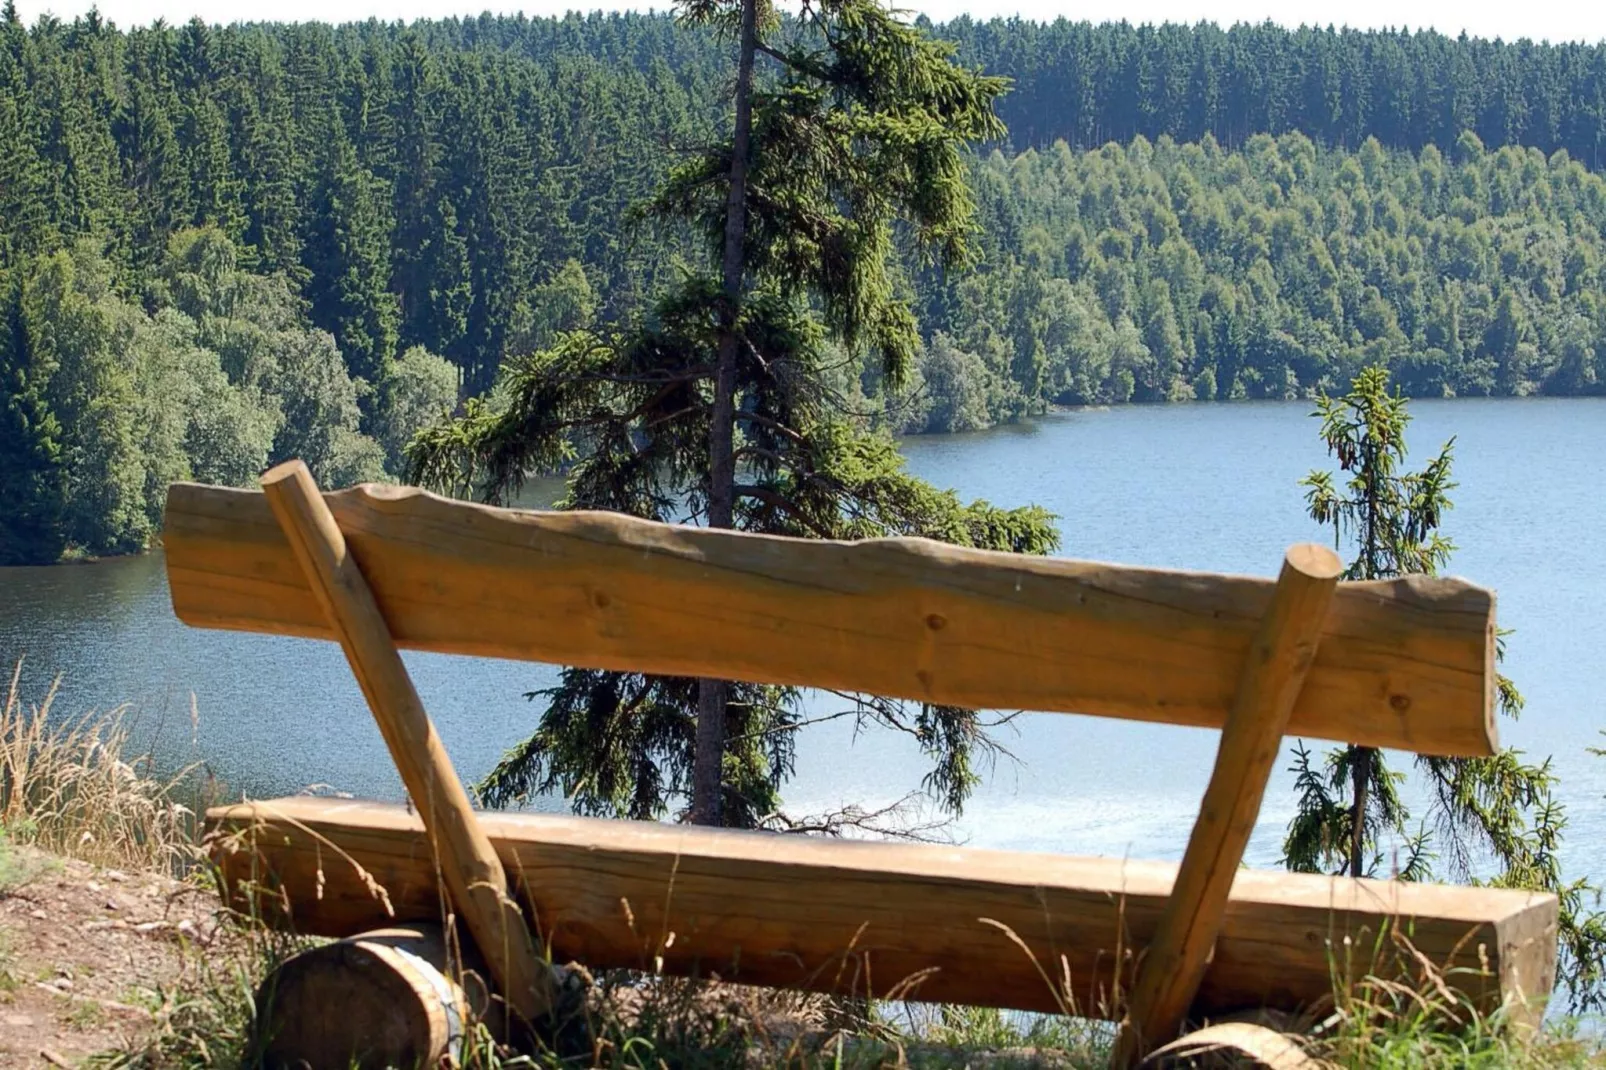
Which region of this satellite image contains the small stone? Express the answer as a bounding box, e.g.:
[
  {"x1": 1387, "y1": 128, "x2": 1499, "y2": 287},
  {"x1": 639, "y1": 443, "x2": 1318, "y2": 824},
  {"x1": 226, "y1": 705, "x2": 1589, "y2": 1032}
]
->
[
  {"x1": 104, "y1": 897, "x2": 120, "y2": 911},
  {"x1": 103, "y1": 869, "x2": 128, "y2": 883},
  {"x1": 86, "y1": 880, "x2": 105, "y2": 893},
  {"x1": 134, "y1": 921, "x2": 170, "y2": 935},
  {"x1": 176, "y1": 919, "x2": 199, "y2": 940}
]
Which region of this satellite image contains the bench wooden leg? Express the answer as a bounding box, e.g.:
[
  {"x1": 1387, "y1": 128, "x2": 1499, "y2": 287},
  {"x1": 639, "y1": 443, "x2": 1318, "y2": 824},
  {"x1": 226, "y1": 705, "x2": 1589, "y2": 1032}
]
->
[
  {"x1": 1114, "y1": 544, "x2": 1342, "y2": 1067},
  {"x1": 260, "y1": 460, "x2": 559, "y2": 1026}
]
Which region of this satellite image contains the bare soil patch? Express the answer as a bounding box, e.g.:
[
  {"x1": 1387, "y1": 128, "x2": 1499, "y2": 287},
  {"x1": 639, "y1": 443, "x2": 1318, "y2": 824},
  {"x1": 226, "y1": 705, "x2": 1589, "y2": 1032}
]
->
[{"x1": 0, "y1": 844, "x2": 226, "y2": 1068}]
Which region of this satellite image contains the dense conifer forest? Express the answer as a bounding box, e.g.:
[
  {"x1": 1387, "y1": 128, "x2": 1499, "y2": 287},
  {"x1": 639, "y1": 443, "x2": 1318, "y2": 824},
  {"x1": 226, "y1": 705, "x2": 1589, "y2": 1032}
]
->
[{"x1": 4, "y1": 7, "x2": 1606, "y2": 562}]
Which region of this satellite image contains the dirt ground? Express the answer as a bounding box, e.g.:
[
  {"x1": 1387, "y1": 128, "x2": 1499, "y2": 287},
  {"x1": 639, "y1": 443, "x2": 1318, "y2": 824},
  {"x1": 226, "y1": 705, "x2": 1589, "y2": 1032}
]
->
[{"x1": 0, "y1": 844, "x2": 228, "y2": 1067}]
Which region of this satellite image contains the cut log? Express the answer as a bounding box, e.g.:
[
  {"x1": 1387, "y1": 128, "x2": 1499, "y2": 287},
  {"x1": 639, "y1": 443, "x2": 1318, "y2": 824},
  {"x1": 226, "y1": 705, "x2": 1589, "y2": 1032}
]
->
[
  {"x1": 255, "y1": 924, "x2": 503, "y2": 1069},
  {"x1": 163, "y1": 481, "x2": 1497, "y2": 757},
  {"x1": 206, "y1": 797, "x2": 1556, "y2": 1022}
]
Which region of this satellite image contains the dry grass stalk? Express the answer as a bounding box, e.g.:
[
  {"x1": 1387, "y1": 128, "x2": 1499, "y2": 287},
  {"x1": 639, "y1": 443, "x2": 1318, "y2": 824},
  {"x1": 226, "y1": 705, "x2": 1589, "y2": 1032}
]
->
[{"x1": 0, "y1": 661, "x2": 199, "y2": 874}]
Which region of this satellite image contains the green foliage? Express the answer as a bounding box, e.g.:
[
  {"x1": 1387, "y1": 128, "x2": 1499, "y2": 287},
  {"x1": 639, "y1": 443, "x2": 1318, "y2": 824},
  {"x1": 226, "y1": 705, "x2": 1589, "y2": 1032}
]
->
[
  {"x1": 657, "y1": 0, "x2": 1006, "y2": 385},
  {"x1": 270, "y1": 328, "x2": 388, "y2": 488},
  {"x1": 303, "y1": 134, "x2": 399, "y2": 390},
  {"x1": 0, "y1": 227, "x2": 402, "y2": 562},
  {"x1": 921, "y1": 134, "x2": 1606, "y2": 428},
  {"x1": 948, "y1": 20, "x2": 1606, "y2": 171},
  {"x1": 128, "y1": 307, "x2": 277, "y2": 512},
  {"x1": 477, "y1": 672, "x2": 799, "y2": 829},
  {"x1": 0, "y1": 266, "x2": 66, "y2": 564},
  {"x1": 1282, "y1": 368, "x2": 1606, "y2": 1011},
  {"x1": 911, "y1": 332, "x2": 992, "y2": 434},
  {"x1": 1301, "y1": 367, "x2": 1456, "y2": 583},
  {"x1": 509, "y1": 259, "x2": 598, "y2": 357},
  {"x1": 20, "y1": 243, "x2": 149, "y2": 556},
  {"x1": 415, "y1": 295, "x2": 1056, "y2": 825},
  {"x1": 373, "y1": 344, "x2": 458, "y2": 474},
  {"x1": 4, "y1": 12, "x2": 1606, "y2": 542},
  {"x1": 413, "y1": 2, "x2": 1057, "y2": 827},
  {"x1": 6, "y1": 15, "x2": 1606, "y2": 562}
]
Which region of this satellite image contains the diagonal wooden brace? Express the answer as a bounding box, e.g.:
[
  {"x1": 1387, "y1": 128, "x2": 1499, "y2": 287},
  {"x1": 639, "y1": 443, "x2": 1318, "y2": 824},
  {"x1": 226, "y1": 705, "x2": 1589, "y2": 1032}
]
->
[
  {"x1": 260, "y1": 460, "x2": 558, "y2": 1026},
  {"x1": 1114, "y1": 543, "x2": 1342, "y2": 1066}
]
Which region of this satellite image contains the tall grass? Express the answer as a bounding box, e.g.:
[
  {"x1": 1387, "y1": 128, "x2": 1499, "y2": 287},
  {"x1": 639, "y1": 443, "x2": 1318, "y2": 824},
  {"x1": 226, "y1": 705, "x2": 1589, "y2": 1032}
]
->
[
  {"x1": 0, "y1": 663, "x2": 312, "y2": 1068},
  {"x1": 1, "y1": 661, "x2": 1599, "y2": 1067},
  {"x1": 0, "y1": 661, "x2": 201, "y2": 873},
  {"x1": 1306, "y1": 980, "x2": 1598, "y2": 1067}
]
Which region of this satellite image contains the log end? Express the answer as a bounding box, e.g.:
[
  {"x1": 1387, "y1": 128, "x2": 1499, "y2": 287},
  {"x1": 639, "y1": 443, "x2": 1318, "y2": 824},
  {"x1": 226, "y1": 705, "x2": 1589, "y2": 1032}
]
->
[{"x1": 254, "y1": 925, "x2": 495, "y2": 1070}]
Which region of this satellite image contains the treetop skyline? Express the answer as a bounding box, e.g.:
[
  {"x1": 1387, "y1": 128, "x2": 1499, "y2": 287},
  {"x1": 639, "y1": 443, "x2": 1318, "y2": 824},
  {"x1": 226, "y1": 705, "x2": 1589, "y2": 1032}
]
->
[{"x1": 11, "y1": 0, "x2": 1606, "y2": 49}]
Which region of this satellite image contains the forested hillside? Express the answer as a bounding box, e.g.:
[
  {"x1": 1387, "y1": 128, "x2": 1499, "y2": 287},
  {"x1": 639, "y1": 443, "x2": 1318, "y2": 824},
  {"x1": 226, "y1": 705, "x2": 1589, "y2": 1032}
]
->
[
  {"x1": 4, "y1": 8, "x2": 1606, "y2": 562},
  {"x1": 912, "y1": 132, "x2": 1606, "y2": 429},
  {"x1": 946, "y1": 20, "x2": 1606, "y2": 165}
]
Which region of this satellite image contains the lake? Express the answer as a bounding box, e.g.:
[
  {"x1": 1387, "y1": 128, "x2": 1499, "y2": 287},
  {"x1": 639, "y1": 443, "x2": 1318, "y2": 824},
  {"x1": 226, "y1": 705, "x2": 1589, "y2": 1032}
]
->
[{"x1": 3, "y1": 397, "x2": 1604, "y2": 879}]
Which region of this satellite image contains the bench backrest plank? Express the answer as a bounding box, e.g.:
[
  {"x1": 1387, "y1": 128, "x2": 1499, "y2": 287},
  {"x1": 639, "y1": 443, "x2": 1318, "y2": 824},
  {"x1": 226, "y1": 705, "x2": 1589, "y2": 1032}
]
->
[{"x1": 165, "y1": 481, "x2": 1497, "y2": 757}]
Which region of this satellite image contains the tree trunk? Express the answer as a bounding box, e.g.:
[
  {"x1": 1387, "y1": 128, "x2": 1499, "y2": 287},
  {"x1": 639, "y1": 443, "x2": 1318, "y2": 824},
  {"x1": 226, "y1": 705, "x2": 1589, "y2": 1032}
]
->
[
  {"x1": 1348, "y1": 745, "x2": 1370, "y2": 878},
  {"x1": 690, "y1": 0, "x2": 759, "y2": 828}
]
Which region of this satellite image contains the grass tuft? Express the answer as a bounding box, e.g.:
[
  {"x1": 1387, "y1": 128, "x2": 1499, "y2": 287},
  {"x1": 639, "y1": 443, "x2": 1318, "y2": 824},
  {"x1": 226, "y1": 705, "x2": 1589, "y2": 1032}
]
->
[
  {"x1": 1, "y1": 662, "x2": 201, "y2": 874},
  {"x1": 2, "y1": 662, "x2": 1602, "y2": 1068}
]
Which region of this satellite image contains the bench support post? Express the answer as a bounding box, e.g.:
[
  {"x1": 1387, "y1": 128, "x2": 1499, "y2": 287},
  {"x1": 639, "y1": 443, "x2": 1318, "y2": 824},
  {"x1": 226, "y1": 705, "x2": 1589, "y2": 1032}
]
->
[
  {"x1": 1115, "y1": 543, "x2": 1342, "y2": 1066},
  {"x1": 260, "y1": 461, "x2": 558, "y2": 1026}
]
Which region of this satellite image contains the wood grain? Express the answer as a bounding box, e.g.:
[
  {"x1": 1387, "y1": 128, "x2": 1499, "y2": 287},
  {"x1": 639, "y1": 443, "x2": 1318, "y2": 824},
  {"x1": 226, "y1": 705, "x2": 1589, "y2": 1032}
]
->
[
  {"x1": 258, "y1": 461, "x2": 556, "y2": 1025},
  {"x1": 164, "y1": 482, "x2": 1498, "y2": 757},
  {"x1": 255, "y1": 925, "x2": 486, "y2": 1069},
  {"x1": 206, "y1": 797, "x2": 1556, "y2": 1021},
  {"x1": 1116, "y1": 544, "x2": 1342, "y2": 1065}
]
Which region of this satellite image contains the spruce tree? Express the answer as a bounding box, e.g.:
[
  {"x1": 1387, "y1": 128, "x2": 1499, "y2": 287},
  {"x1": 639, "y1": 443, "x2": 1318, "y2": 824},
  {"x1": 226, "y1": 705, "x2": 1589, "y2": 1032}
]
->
[
  {"x1": 0, "y1": 268, "x2": 66, "y2": 564},
  {"x1": 0, "y1": 14, "x2": 51, "y2": 265},
  {"x1": 114, "y1": 74, "x2": 192, "y2": 269},
  {"x1": 387, "y1": 32, "x2": 441, "y2": 350},
  {"x1": 303, "y1": 131, "x2": 399, "y2": 391},
  {"x1": 410, "y1": 0, "x2": 1058, "y2": 828},
  {"x1": 235, "y1": 39, "x2": 302, "y2": 274},
  {"x1": 1283, "y1": 366, "x2": 1606, "y2": 1008}
]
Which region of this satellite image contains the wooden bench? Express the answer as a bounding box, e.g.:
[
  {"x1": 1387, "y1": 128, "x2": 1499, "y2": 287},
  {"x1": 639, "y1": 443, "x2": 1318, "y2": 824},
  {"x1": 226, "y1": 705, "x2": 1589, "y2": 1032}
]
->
[{"x1": 166, "y1": 464, "x2": 1556, "y2": 1064}]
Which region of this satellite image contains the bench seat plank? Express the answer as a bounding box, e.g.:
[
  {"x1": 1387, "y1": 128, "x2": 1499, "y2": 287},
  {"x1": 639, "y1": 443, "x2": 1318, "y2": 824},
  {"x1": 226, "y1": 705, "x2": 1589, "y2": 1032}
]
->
[{"x1": 207, "y1": 797, "x2": 1555, "y2": 1021}]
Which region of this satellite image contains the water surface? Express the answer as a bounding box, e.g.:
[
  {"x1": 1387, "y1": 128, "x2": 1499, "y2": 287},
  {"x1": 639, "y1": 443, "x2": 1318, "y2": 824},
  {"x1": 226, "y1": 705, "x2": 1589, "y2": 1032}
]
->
[{"x1": 3, "y1": 397, "x2": 1603, "y2": 878}]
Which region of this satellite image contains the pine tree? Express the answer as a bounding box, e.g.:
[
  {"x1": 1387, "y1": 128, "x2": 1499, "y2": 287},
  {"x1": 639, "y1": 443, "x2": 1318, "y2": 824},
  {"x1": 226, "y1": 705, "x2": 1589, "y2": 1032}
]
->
[
  {"x1": 410, "y1": 0, "x2": 1058, "y2": 829},
  {"x1": 1283, "y1": 367, "x2": 1606, "y2": 1008},
  {"x1": 0, "y1": 15, "x2": 52, "y2": 265},
  {"x1": 440, "y1": 59, "x2": 527, "y2": 396},
  {"x1": 0, "y1": 267, "x2": 66, "y2": 564},
  {"x1": 235, "y1": 39, "x2": 303, "y2": 274},
  {"x1": 1283, "y1": 367, "x2": 1458, "y2": 878},
  {"x1": 114, "y1": 72, "x2": 192, "y2": 268},
  {"x1": 303, "y1": 131, "x2": 399, "y2": 391},
  {"x1": 387, "y1": 31, "x2": 441, "y2": 349}
]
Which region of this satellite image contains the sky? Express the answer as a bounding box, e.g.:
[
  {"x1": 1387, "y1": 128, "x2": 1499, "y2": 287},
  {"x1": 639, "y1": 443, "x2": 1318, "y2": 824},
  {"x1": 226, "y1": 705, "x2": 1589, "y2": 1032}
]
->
[{"x1": 10, "y1": 0, "x2": 1606, "y2": 46}]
